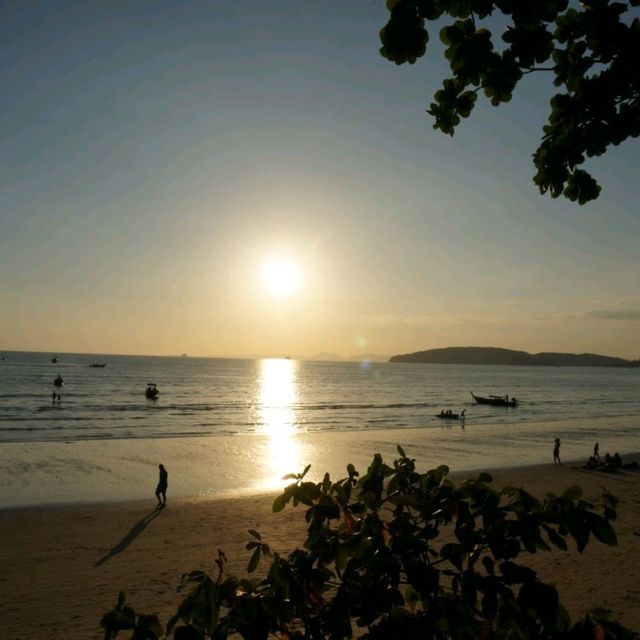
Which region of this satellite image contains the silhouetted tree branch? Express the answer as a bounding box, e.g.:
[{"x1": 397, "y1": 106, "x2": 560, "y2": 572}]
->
[{"x1": 379, "y1": 0, "x2": 640, "y2": 204}]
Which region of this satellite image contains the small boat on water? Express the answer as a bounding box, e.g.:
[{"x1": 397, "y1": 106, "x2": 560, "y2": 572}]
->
[
  {"x1": 437, "y1": 408, "x2": 466, "y2": 420},
  {"x1": 54, "y1": 375, "x2": 64, "y2": 387},
  {"x1": 145, "y1": 383, "x2": 159, "y2": 400},
  {"x1": 471, "y1": 392, "x2": 517, "y2": 407},
  {"x1": 51, "y1": 357, "x2": 59, "y2": 363},
  {"x1": 89, "y1": 363, "x2": 107, "y2": 368}
]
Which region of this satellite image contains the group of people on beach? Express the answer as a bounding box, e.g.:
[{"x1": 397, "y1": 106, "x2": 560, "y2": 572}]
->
[
  {"x1": 553, "y1": 438, "x2": 637, "y2": 471},
  {"x1": 584, "y1": 442, "x2": 625, "y2": 471},
  {"x1": 554, "y1": 438, "x2": 631, "y2": 472}
]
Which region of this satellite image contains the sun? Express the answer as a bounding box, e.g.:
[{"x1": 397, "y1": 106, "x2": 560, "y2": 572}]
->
[{"x1": 261, "y1": 257, "x2": 301, "y2": 298}]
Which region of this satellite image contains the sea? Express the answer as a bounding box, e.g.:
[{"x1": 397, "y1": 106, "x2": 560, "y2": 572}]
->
[
  {"x1": 1, "y1": 351, "x2": 639, "y2": 445},
  {"x1": 1, "y1": 351, "x2": 639, "y2": 506}
]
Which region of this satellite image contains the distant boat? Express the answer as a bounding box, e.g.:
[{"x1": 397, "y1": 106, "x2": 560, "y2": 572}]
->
[
  {"x1": 54, "y1": 375, "x2": 64, "y2": 387},
  {"x1": 145, "y1": 383, "x2": 159, "y2": 400},
  {"x1": 437, "y1": 408, "x2": 466, "y2": 420},
  {"x1": 51, "y1": 357, "x2": 59, "y2": 363},
  {"x1": 471, "y1": 392, "x2": 518, "y2": 407},
  {"x1": 89, "y1": 363, "x2": 107, "y2": 368}
]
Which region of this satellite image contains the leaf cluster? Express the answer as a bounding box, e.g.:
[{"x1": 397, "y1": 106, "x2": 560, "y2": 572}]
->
[
  {"x1": 379, "y1": 0, "x2": 640, "y2": 203},
  {"x1": 102, "y1": 448, "x2": 635, "y2": 639}
]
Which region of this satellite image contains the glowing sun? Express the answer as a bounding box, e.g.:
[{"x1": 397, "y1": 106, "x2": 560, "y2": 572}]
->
[{"x1": 261, "y1": 257, "x2": 301, "y2": 298}]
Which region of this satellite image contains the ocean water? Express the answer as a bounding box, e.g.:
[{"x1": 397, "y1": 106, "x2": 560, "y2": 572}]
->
[
  {"x1": 1, "y1": 351, "x2": 639, "y2": 506},
  {"x1": 1, "y1": 351, "x2": 639, "y2": 444}
]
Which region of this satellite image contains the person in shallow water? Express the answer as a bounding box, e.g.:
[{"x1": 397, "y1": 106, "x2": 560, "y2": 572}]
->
[{"x1": 155, "y1": 464, "x2": 168, "y2": 507}]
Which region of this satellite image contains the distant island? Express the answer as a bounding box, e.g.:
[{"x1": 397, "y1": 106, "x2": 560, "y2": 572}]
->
[{"x1": 389, "y1": 346, "x2": 640, "y2": 368}]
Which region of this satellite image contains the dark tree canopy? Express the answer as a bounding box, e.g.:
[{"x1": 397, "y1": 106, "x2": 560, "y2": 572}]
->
[{"x1": 379, "y1": 0, "x2": 640, "y2": 204}]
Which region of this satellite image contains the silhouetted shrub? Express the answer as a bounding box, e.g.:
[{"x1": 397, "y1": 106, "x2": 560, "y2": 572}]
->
[{"x1": 102, "y1": 447, "x2": 634, "y2": 639}]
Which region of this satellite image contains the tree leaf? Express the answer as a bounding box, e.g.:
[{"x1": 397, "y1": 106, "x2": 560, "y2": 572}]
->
[
  {"x1": 562, "y1": 486, "x2": 583, "y2": 500},
  {"x1": 247, "y1": 547, "x2": 261, "y2": 574},
  {"x1": 272, "y1": 493, "x2": 288, "y2": 513}
]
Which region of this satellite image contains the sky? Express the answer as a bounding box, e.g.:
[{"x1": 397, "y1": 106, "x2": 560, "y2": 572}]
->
[{"x1": 1, "y1": 0, "x2": 639, "y2": 360}]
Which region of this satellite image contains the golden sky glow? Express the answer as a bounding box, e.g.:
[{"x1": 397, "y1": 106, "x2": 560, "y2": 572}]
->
[{"x1": 1, "y1": 2, "x2": 639, "y2": 360}]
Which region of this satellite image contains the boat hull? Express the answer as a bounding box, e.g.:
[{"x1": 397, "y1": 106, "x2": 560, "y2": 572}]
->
[{"x1": 471, "y1": 393, "x2": 517, "y2": 407}]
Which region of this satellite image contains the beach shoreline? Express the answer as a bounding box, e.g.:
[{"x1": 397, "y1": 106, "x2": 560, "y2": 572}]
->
[
  {"x1": 1, "y1": 452, "x2": 637, "y2": 513},
  {"x1": 1, "y1": 458, "x2": 639, "y2": 639},
  {"x1": 1, "y1": 414, "x2": 638, "y2": 508}
]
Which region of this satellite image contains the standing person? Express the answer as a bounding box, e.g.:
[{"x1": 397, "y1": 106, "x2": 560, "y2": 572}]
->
[
  {"x1": 594, "y1": 442, "x2": 600, "y2": 463},
  {"x1": 52, "y1": 391, "x2": 56, "y2": 403},
  {"x1": 155, "y1": 464, "x2": 168, "y2": 508},
  {"x1": 553, "y1": 438, "x2": 561, "y2": 465}
]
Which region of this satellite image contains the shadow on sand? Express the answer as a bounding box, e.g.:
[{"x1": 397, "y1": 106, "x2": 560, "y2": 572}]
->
[{"x1": 94, "y1": 507, "x2": 163, "y2": 567}]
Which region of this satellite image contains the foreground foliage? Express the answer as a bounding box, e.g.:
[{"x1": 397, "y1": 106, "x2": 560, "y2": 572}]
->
[
  {"x1": 102, "y1": 448, "x2": 636, "y2": 639},
  {"x1": 379, "y1": 0, "x2": 640, "y2": 203}
]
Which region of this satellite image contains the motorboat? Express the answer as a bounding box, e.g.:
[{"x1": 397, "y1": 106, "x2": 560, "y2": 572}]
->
[{"x1": 89, "y1": 363, "x2": 107, "y2": 368}]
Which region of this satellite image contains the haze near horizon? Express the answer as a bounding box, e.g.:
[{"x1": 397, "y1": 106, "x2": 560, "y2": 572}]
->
[{"x1": 1, "y1": 1, "x2": 639, "y2": 360}]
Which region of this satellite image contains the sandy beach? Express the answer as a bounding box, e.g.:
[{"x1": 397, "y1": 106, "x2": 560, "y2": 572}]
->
[{"x1": 1, "y1": 458, "x2": 639, "y2": 639}]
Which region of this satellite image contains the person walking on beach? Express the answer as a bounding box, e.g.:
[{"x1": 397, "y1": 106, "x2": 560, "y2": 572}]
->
[
  {"x1": 155, "y1": 463, "x2": 168, "y2": 508},
  {"x1": 594, "y1": 442, "x2": 600, "y2": 464},
  {"x1": 553, "y1": 438, "x2": 561, "y2": 465}
]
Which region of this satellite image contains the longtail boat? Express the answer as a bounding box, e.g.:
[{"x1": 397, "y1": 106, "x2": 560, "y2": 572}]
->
[{"x1": 471, "y1": 392, "x2": 517, "y2": 407}]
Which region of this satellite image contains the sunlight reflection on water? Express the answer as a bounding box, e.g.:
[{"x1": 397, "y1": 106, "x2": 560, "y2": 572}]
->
[{"x1": 257, "y1": 358, "x2": 303, "y2": 490}]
